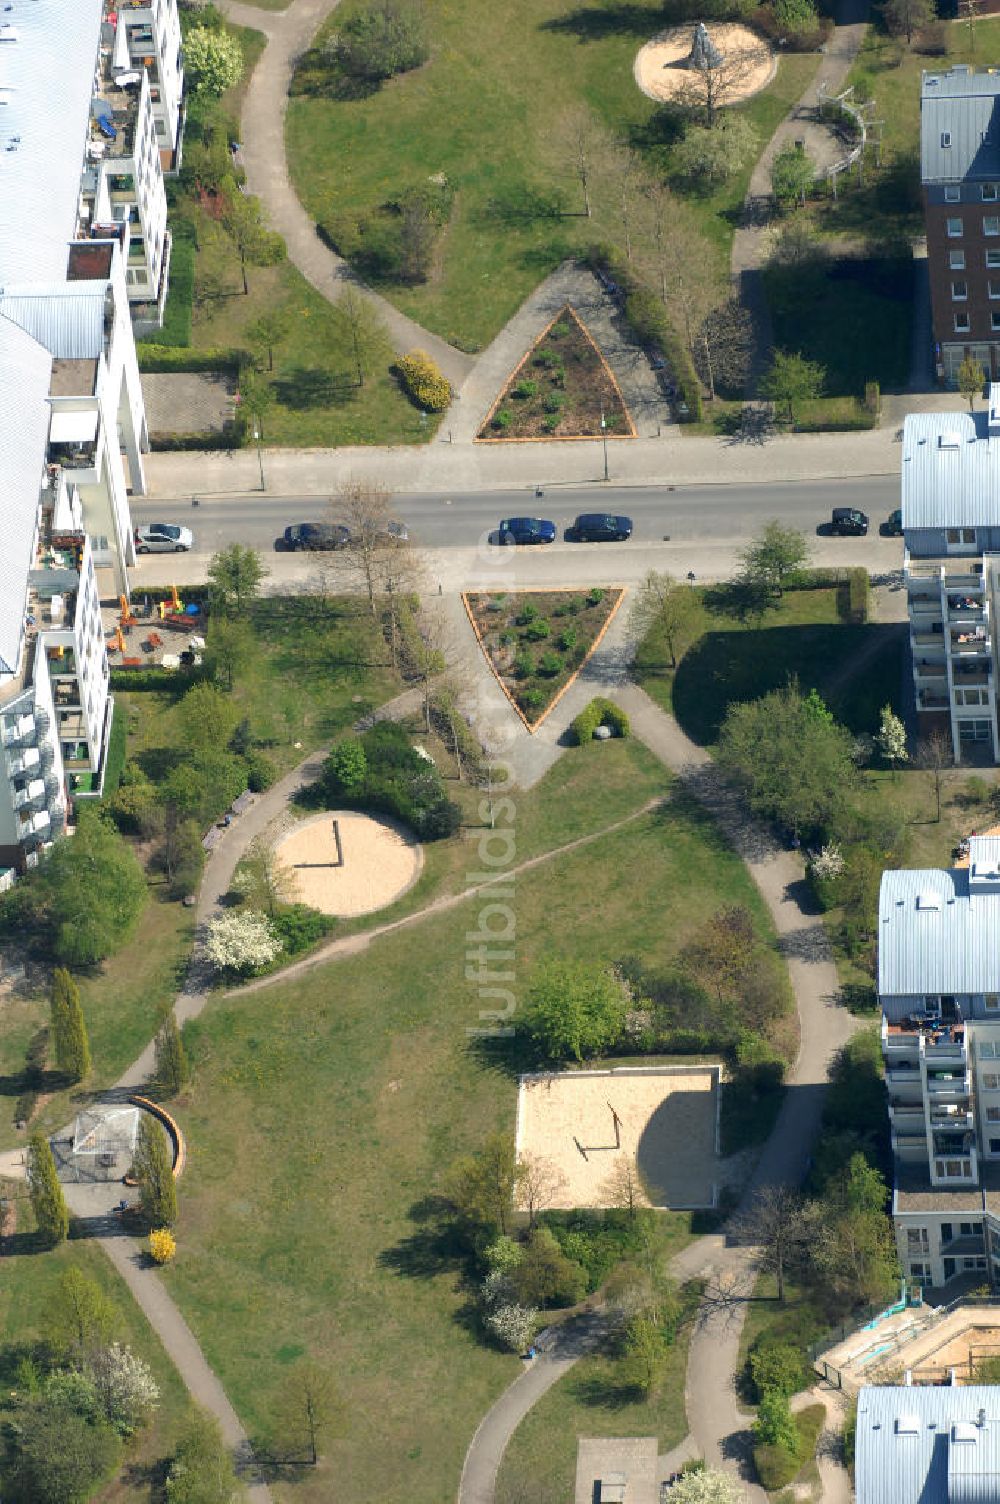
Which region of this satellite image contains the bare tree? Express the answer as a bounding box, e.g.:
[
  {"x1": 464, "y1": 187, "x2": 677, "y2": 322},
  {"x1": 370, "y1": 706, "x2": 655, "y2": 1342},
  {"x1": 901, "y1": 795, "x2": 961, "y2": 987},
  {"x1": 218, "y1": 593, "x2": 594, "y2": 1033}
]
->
[
  {"x1": 602, "y1": 1153, "x2": 643, "y2": 1220},
  {"x1": 270, "y1": 1359, "x2": 337, "y2": 1465},
  {"x1": 333, "y1": 478, "x2": 396, "y2": 615},
  {"x1": 916, "y1": 728, "x2": 953, "y2": 822},
  {"x1": 731, "y1": 1185, "x2": 806, "y2": 1304},
  {"x1": 554, "y1": 104, "x2": 608, "y2": 218},
  {"x1": 610, "y1": 140, "x2": 642, "y2": 262},
  {"x1": 630, "y1": 570, "x2": 702, "y2": 669},
  {"x1": 517, "y1": 1152, "x2": 568, "y2": 1229},
  {"x1": 635, "y1": 184, "x2": 723, "y2": 372},
  {"x1": 677, "y1": 41, "x2": 771, "y2": 127},
  {"x1": 339, "y1": 285, "x2": 389, "y2": 387},
  {"x1": 696, "y1": 299, "x2": 755, "y2": 402}
]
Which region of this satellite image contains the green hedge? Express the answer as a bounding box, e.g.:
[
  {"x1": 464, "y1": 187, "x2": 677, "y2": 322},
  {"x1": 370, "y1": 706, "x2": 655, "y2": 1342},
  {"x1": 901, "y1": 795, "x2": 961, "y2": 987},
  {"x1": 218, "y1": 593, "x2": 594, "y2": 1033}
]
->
[
  {"x1": 138, "y1": 344, "x2": 249, "y2": 374},
  {"x1": 150, "y1": 223, "x2": 195, "y2": 348},
  {"x1": 149, "y1": 425, "x2": 245, "y2": 451},
  {"x1": 753, "y1": 1404, "x2": 825, "y2": 1491},
  {"x1": 838, "y1": 567, "x2": 870, "y2": 625},
  {"x1": 109, "y1": 667, "x2": 205, "y2": 692},
  {"x1": 571, "y1": 697, "x2": 631, "y2": 745},
  {"x1": 585, "y1": 246, "x2": 703, "y2": 422},
  {"x1": 101, "y1": 703, "x2": 127, "y2": 797}
]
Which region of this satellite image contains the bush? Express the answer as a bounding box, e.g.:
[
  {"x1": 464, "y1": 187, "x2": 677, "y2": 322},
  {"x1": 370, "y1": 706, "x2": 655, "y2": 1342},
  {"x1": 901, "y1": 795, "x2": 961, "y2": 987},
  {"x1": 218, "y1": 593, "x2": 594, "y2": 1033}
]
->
[
  {"x1": 244, "y1": 749, "x2": 277, "y2": 792},
  {"x1": 149, "y1": 1228, "x2": 177, "y2": 1264},
  {"x1": 587, "y1": 246, "x2": 703, "y2": 421},
  {"x1": 109, "y1": 666, "x2": 203, "y2": 692},
  {"x1": 543, "y1": 393, "x2": 563, "y2": 414},
  {"x1": 521, "y1": 688, "x2": 545, "y2": 713},
  {"x1": 558, "y1": 627, "x2": 577, "y2": 652},
  {"x1": 516, "y1": 603, "x2": 538, "y2": 625},
  {"x1": 586, "y1": 587, "x2": 605, "y2": 606},
  {"x1": 571, "y1": 697, "x2": 631, "y2": 744},
  {"x1": 524, "y1": 617, "x2": 550, "y2": 641},
  {"x1": 513, "y1": 378, "x2": 537, "y2": 399},
  {"x1": 322, "y1": 721, "x2": 459, "y2": 841},
  {"x1": 102, "y1": 705, "x2": 127, "y2": 798},
  {"x1": 334, "y1": 0, "x2": 429, "y2": 83},
  {"x1": 839, "y1": 567, "x2": 869, "y2": 624},
  {"x1": 749, "y1": 1340, "x2": 811, "y2": 1401},
  {"x1": 514, "y1": 650, "x2": 534, "y2": 680},
  {"x1": 537, "y1": 651, "x2": 563, "y2": 677},
  {"x1": 915, "y1": 18, "x2": 947, "y2": 52},
  {"x1": 395, "y1": 349, "x2": 451, "y2": 411},
  {"x1": 493, "y1": 408, "x2": 512, "y2": 430},
  {"x1": 270, "y1": 903, "x2": 335, "y2": 956},
  {"x1": 753, "y1": 1403, "x2": 825, "y2": 1491}
]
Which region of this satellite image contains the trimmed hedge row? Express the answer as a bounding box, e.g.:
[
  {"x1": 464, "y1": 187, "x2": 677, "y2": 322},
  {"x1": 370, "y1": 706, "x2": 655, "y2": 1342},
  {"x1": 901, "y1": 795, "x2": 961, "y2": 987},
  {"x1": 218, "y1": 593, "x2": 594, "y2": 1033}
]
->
[
  {"x1": 149, "y1": 426, "x2": 244, "y2": 451},
  {"x1": 572, "y1": 697, "x2": 631, "y2": 745},
  {"x1": 110, "y1": 667, "x2": 205, "y2": 692},
  {"x1": 585, "y1": 246, "x2": 703, "y2": 423},
  {"x1": 839, "y1": 567, "x2": 870, "y2": 625},
  {"x1": 102, "y1": 703, "x2": 128, "y2": 797},
  {"x1": 150, "y1": 224, "x2": 195, "y2": 348},
  {"x1": 138, "y1": 344, "x2": 249, "y2": 374}
]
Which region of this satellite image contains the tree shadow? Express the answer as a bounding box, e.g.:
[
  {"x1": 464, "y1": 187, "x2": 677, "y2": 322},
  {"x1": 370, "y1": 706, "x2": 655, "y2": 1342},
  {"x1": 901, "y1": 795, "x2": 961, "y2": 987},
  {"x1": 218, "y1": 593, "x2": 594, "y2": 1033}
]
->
[
  {"x1": 134, "y1": 745, "x2": 186, "y2": 783},
  {"x1": 482, "y1": 187, "x2": 567, "y2": 225},
  {"x1": 570, "y1": 1370, "x2": 644, "y2": 1410},
  {"x1": 540, "y1": 3, "x2": 672, "y2": 42},
  {"x1": 377, "y1": 1194, "x2": 472, "y2": 1280},
  {"x1": 273, "y1": 367, "x2": 357, "y2": 410}
]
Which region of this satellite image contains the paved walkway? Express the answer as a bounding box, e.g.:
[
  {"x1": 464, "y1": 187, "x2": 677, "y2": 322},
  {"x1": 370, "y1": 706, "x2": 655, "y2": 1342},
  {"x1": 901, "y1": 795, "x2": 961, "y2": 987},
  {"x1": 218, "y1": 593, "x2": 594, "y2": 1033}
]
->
[{"x1": 219, "y1": 0, "x2": 472, "y2": 389}]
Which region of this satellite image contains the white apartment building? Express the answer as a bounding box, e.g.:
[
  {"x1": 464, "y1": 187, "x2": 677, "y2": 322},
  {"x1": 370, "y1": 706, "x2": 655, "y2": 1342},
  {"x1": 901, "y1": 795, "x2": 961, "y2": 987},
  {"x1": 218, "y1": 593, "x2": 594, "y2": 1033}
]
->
[
  {"x1": 110, "y1": 0, "x2": 184, "y2": 169},
  {"x1": 903, "y1": 397, "x2": 1000, "y2": 762},
  {"x1": 0, "y1": 0, "x2": 153, "y2": 880},
  {"x1": 880, "y1": 844, "x2": 1000, "y2": 1289}
]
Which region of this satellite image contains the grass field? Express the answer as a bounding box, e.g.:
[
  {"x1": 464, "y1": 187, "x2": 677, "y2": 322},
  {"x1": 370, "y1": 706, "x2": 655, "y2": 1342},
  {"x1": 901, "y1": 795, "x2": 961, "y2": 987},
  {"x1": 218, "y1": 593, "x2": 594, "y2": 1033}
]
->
[
  {"x1": 635, "y1": 584, "x2": 904, "y2": 746},
  {"x1": 0, "y1": 1239, "x2": 192, "y2": 1503},
  {"x1": 285, "y1": 0, "x2": 817, "y2": 351},
  {"x1": 160, "y1": 742, "x2": 783, "y2": 1502}
]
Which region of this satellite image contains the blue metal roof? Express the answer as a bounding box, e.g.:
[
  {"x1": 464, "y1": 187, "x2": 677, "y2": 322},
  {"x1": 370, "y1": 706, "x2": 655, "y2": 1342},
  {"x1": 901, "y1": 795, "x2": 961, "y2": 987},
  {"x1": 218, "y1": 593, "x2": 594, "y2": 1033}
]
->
[
  {"x1": 922, "y1": 68, "x2": 1000, "y2": 183},
  {"x1": 901, "y1": 409, "x2": 1000, "y2": 530},
  {"x1": 857, "y1": 1387, "x2": 1000, "y2": 1504},
  {"x1": 878, "y1": 860, "x2": 1000, "y2": 996}
]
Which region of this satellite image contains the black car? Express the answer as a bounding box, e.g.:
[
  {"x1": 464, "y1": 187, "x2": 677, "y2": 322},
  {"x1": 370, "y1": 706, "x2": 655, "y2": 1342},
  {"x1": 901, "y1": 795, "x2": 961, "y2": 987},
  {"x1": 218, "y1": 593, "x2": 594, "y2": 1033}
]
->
[
  {"x1": 571, "y1": 513, "x2": 633, "y2": 542},
  {"x1": 886, "y1": 508, "x2": 903, "y2": 537},
  {"x1": 498, "y1": 516, "x2": 556, "y2": 545},
  {"x1": 283, "y1": 523, "x2": 350, "y2": 551},
  {"x1": 831, "y1": 507, "x2": 869, "y2": 537}
]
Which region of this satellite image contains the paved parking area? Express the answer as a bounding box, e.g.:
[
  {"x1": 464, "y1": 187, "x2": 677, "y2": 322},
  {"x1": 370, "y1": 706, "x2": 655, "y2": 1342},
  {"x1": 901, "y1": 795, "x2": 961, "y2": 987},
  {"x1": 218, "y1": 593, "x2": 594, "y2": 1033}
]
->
[{"x1": 141, "y1": 372, "x2": 237, "y2": 436}]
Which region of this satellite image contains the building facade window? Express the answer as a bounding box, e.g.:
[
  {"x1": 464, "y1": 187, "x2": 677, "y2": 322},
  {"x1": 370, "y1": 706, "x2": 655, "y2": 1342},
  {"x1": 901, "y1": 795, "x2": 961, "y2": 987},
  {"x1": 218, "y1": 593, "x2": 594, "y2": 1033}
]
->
[
  {"x1": 948, "y1": 218, "x2": 965, "y2": 237},
  {"x1": 986, "y1": 1106, "x2": 1000, "y2": 1121},
  {"x1": 956, "y1": 312, "x2": 972, "y2": 331},
  {"x1": 946, "y1": 184, "x2": 961, "y2": 202},
  {"x1": 907, "y1": 1227, "x2": 930, "y2": 1253},
  {"x1": 952, "y1": 250, "x2": 967, "y2": 269},
  {"x1": 936, "y1": 1158, "x2": 972, "y2": 1177},
  {"x1": 986, "y1": 994, "x2": 1000, "y2": 1011},
  {"x1": 992, "y1": 312, "x2": 1000, "y2": 330},
  {"x1": 986, "y1": 217, "x2": 1000, "y2": 236},
  {"x1": 986, "y1": 184, "x2": 1000, "y2": 201},
  {"x1": 989, "y1": 250, "x2": 1000, "y2": 268},
  {"x1": 953, "y1": 280, "x2": 969, "y2": 300},
  {"x1": 947, "y1": 529, "x2": 976, "y2": 547}
]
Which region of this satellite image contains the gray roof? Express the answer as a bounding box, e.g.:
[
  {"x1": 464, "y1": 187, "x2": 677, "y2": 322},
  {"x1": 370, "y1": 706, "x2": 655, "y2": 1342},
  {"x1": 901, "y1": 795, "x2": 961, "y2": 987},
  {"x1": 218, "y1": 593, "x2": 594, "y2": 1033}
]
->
[
  {"x1": 922, "y1": 68, "x2": 1000, "y2": 182},
  {"x1": 878, "y1": 852, "x2": 1000, "y2": 995},
  {"x1": 857, "y1": 1386, "x2": 1000, "y2": 1504},
  {"x1": 901, "y1": 408, "x2": 1000, "y2": 530},
  {"x1": 0, "y1": 283, "x2": 109, "y2": 360},
  {"x1": 893, "y1": 1158, "x2": 986, "y2": 1214}
]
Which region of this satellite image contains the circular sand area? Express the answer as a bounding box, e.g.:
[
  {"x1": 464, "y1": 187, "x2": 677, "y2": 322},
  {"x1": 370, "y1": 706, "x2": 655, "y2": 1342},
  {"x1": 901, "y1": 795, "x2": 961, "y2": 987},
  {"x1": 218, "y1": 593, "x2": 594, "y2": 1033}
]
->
[
  {"x1": 274, "y1": 811, "x2": 423, "y2": 917},
  {"x1": 634, "y1": 23, "x2": 775, "y2": 106}
]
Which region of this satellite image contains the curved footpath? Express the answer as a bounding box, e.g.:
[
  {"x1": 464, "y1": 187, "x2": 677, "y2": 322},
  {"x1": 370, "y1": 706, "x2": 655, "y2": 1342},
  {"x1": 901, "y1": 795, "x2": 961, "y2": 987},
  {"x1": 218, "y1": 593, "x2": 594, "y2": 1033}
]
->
[{"x1": 218, "y1": 0, "x2": 472, "y2": 390}]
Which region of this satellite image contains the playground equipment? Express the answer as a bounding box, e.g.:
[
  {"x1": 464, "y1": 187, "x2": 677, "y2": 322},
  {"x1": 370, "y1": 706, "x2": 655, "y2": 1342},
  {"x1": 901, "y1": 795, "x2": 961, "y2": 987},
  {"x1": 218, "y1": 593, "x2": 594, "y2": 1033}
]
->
[
  {"x1": 111, "y1": 627, "x2": 125, "y2": 654},
  {"x1": 172, "y1": 583, "x2": 181, "y2": 610},
  {"x1": 119, "y1": 593, "x2": 136, "y2": 630}
]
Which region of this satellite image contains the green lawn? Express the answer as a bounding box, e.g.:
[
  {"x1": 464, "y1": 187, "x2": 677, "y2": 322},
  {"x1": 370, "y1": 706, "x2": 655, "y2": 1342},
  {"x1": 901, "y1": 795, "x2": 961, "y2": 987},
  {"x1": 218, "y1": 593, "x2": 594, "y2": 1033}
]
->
[
  {"x1": 160, "y1": 746, "x2": 782, "y2": 1502},
  {"x1": 496, "y1": 1304, "x2": 697, "y2": 1504},
  {"x1": 0, "y1": 1239, "x2": 192, "y2": 1503},
  {"x1": 285, "y1": 0, "x2": 817, "y2": 351},
  {"x1": 636, "y1": 584, "x2": 904, "y2": 747}
]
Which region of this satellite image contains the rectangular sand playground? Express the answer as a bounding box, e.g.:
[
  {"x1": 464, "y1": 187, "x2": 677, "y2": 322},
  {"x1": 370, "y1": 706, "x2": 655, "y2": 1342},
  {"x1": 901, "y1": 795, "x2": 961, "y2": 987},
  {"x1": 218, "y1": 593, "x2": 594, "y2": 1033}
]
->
[{"x1": 515, "y1": 1065, "x2": 721, "y2": 1212}]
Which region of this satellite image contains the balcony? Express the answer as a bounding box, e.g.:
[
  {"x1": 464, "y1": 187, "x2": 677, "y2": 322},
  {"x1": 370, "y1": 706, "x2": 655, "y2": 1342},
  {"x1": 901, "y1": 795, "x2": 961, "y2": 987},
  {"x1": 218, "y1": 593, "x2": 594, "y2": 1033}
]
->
[
  {"x1": 17, "y1": 808, "x2": 50, "y2": 842},
  {"x1": 1, "y1": 714, "x2": 36, "y2": 748},
  {"x1": 6, "y1": 746, "x2": 40, "y2": 779},
  {"x1": 926, "y1": 1070, "x2": 972, "y2": 1097},
  {"x1": 930, "y1": 1106, "x2": 975, "y2": 1131}
]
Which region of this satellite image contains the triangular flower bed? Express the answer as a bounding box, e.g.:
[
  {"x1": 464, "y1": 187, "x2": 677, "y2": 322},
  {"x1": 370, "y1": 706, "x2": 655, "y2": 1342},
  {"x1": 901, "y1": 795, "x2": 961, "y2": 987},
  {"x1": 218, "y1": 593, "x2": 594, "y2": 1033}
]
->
[
  {"x1": 476, "y1": 305, "x2": 636, "y2": 442},
  {"x1": 463, "y1": 587, "x2": 625, "y2": 731}
]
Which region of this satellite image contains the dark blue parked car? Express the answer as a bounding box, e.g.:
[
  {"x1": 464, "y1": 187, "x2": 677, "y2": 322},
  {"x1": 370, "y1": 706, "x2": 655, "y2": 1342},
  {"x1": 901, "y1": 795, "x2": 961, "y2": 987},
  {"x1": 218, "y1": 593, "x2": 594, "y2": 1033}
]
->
[
  {"x1": 570, "y1": 513, "x2": 633, "y2": 542},
  {"x1": 497, "y1": 516, "x2": 556, "y2": 545}
]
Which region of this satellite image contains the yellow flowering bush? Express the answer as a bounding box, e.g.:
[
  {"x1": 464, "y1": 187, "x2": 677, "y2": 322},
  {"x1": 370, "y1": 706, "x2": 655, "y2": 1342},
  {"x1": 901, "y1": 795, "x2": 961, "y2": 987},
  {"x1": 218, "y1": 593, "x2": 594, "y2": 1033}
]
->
[
  {"x1": 395, "y1": 350, "x2": 451, "y2": 412},
  {"x1": 149, "y1": 1227, "x2": 177, "y2": 1264}
]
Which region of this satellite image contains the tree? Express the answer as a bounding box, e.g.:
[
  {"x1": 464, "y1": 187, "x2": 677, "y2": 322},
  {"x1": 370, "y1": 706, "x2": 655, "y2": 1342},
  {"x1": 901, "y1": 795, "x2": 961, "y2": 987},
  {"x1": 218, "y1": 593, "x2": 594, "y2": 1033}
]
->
[
  {"x1": 38, "y1": 806, "x2": 147, "y2": 967},
  {"x1": 239, "y1": 364, "x2": 274, "y2": 444},
  {"x1": 771, "y1": 143, "x2": 816, "y2": 208},
  {"x1": 958, "y1": 354, "x2": 985, "y2": 412},
  {"x1": 205, "y1": 909, "x2": 282, "y2": 975},
  {"x1": 149, "y1": 1227, "x2": 177, "y2": 1264},
  {"x1": 555, "y1": 103, "x2": 606, "y2": 218},
  {"x1": 6, "y1": 1391, "x2": 120, "y2": 1504},
  {"x1": 207, "y1": 542, "x2": 268, "y2": 614},
  {"x1": 88, "y1": 1343, "x2": 159, "y2": 1437},
  {"x1": 669, "y1": 1470, "x2": 743, "y2": 1504},
  {"x1": 155, "y1": 1014, "x2": 190, "y2": 1097},
  {"x1": 759, "y1": 349, "x2": 825, "y2": 424},
  {"x1": 732, "y1": 1186, "x2": 806, "y2": 1303},
  {"x1": 622, "y1": 1314, "x2": 669, "y2": 1395},
  {"x1": 960, "y1": 0, "x2": 980, "y2": 53},
  {"x1": 753, "y1": 1388, "x2": 798, "y2": 1451},
  {"x1": 672, "y1": 116, "x2": 758, "y2": 186},
  {"x1": 516, "y1": 1152, "x2": 567, "y2": 1229},
  {"x1": 230, "y1": 837, "x2": 296, "y2": 917},
  {"x1": 522, "y1": 960, "x2": 628, "y2": 1062},
  {"x1": 183, "y1": 26, "x2": 244, "y2": 97},
  {"x1": 512, "y1": 1226, "x2": 587, "y2": 1307},
  {"x1": 205, "y1": 616, "x2": 254, "y2": 694},
  {"x1": 27, "y1": 1132, "x2": 69, "y2": 1246},
  {"x1": 325, "y1": 739, "x2": 368, "y2": 795},
  {"x1": 444, "y1": 1131, "x2": 521, "y2": 1238},
  {"x1": 48, "y1": 1267, "x2": 116, "y2": 1360},
  {"x1": 877, "y1": 704, "x2": 908, "y2": 774},
  {"x1": 485, "y1": 1302, "x2": 537, "y2": 1352},
  {"x1": 340, "y1": 284, "x2": 390, "y2": 386},
  {"x1": 696, "y1": 298, "x2": 755, "y2": 399},
  {"x1": 176, "y1": 682, "x2": 240, "y2": 755},
  {"x1": 630, "y1": 571, "x2": 702, "y2": 670},
  {"x1": 269, "y1": 1359, "x2": 337, "y2": 1465},
  {"x1": 158, "y1": 816, "x2": 205, "y2": 900},
  {"x1": 806, "y1": 1153, "x2": 899, "y2": 1307},
  {"x1": 677, "y1": 37, "x2": 771, "y2": 126},
  {"x1": 50, "y1": 967, "x2": 91, "y2": 1081},
  {"x1": 718, "y1": 682, "x2": 857, "y2": 839},
  {"x1": 917, "y1": 728, "x2": 952, "y2": 822},
  {"x1": 881, "y1": 0, "x2": 933, "y2": 41},
  {"x1": 334, "y1": 0, "x2": 429, "y2": 83},
  {"x1": 166, "y1": 1409, "x2": 241, "y2": 1504},
  {"x1": 749, "y1": 1340, "x2": 809, "y2": 1398},
  {"x1": 130, "y1": 1115, "x2": 177, "y2": 1229},
  {"x1": 775, "y1": 0, "x2": 819, "y2": 27},
  {"x1": 602, "y1": 1154, "x2": 643, "y2": 1219},
  {"x1": 682, "y1": 903, "x2": 758, "y2": 1007},
  {"x1": 222, "y1": 185, "x2": 284, "y2": 294},
  {"x1": 740, "y1": 520, "x2": 810, "y2": 598},
  {"x1": 334, "y1": 478, "x2": 395, "y2": 613},
  {"x1": 247, "y1": 304, "x2": 292, "y2": 373}
]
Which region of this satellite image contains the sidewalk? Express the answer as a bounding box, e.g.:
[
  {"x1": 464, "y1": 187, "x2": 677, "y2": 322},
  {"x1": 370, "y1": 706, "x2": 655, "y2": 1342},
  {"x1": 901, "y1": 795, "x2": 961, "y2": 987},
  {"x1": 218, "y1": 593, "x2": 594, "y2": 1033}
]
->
[{"x1": 143, "y1": 423, "x2": 902, "y2": 499}]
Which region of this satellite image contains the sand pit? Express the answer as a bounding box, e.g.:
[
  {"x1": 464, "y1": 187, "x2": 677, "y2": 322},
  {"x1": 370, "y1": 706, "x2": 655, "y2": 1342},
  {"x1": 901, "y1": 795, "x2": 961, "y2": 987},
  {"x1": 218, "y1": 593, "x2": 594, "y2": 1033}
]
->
[
  {"x1": 634, "y1": 23, "x2": 775, "y2": 106},
  {"x1": 516, "y1": 1065, "x2": 721, "y2": 1212},
  {"x1": 273, "y1": 811, "x2": 423, "y2": 917}
]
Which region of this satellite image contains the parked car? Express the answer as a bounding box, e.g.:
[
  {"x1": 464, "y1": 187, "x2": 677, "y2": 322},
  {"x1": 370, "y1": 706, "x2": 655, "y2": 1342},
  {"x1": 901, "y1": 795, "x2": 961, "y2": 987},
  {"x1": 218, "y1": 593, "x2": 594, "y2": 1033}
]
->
[
  {"x1": 283, "y1": 522, "x2": 350, "y2": 551},
  {"x1": 830, "y1": 507, "x2": 869, "y2": 537},
  {"x1": 380, "y1": 520, "x2": 409, "y2": 544},
  {"x1": 886, "y1": 508, "x2": 903, "y2": 536},
  {"x1": 570, "y1": 513, "x2": 633, "y2": 542},
  {"x1": 134, "y1": 523, "x2": 193, "y2": 553},
  {"x1": 497, "y1": 516, "x2": 556, "y2": 545}
]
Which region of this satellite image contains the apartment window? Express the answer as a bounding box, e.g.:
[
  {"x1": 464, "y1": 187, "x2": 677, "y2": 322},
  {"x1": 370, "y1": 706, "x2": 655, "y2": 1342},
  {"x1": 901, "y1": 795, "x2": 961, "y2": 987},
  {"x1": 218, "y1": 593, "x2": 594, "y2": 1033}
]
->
[
  {"x1": 910, "y1": 1262, "x2": 929, "y2": 1278},
  {"x1": 946, "y1": 185, "x2": 961, "y2": 202},
  {"x1": 986, "y1": 1106, "x2": 1000, "y2": 1121},
  {"x1": 954, "y1": 280, "x2": 969, "y2": 300},
  {"x1": 987, "y1": 994, "x2": 1000, "y2": 1011},
  {"x1": 986, "y1": 217, "x2": 1000, "y2": 236},
  {"x1": 936, "y1": 1159, "x2": 971, "y2": 1177},
  {"x1": 907, "y1": 1227, "x2": 930, "y2": 1253},
  {"x1": 986, "y1": 184, "x2": 1000, "y2": 201},
  {"x1": 993, "y1": 312, "x2": 1000, "y2": 331},
  {"x1": 984, "y1": 1073, "x2": 1000, "y2": 1089},
  {"x1": 948, "y1": 218, "x2": 965, "y2": 237},
  {"x1": 960, "y1": 1222, "x2": 982, "y2": 1236},
  {"x1": 943, "y1": 131, "x2": 953, "y2": 148},
  {"x1": 948, "y1": 529, "x2": 977, "y2": 546},
  {"x1": 952, "y1": 250, "x2": 967, "y2": 270},
  {"x1": 989, "y1": 250, "x2": 1000, "y2": 268},
  {"x1": 992, "y1": 1139, "x2": 1000, "y2": 1153},
  {"x1": 980, "y1": 1040, "x2": 999, "y2": 1058},
  {"x1": 956, "y1": 312, "x2": 972, "y2": 332},
  {"x1": 958, "y1": 688, "x2": 989, "y2": 705}
]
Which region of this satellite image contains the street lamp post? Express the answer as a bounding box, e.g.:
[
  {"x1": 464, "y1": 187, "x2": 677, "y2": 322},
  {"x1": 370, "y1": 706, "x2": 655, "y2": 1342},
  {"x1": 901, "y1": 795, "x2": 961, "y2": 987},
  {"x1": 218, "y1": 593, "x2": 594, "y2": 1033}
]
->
[
  {"x1": 252, "y1": 425, "x2": 265, "y2": 493},
  {"x1": 600, "y1": 409, "x2": 609, "y2": 483}
]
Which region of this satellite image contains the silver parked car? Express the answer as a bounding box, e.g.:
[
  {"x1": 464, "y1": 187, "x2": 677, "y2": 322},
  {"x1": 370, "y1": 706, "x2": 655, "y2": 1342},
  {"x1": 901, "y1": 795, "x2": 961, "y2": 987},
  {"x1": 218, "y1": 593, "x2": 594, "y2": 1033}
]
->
[{"x1": 135, "y1": 523, "x2": 194, "y2": 554}]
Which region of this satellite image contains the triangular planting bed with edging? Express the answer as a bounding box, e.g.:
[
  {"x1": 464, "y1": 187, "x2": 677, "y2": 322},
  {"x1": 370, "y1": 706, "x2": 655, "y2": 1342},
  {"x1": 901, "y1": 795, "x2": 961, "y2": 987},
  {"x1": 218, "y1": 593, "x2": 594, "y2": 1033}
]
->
[
  {"x1": 462, "y1": 587, "x2": 625, "y2": 732},
  {"x1": 476, "y1": 304, "x2": 636, "y2": 442}
]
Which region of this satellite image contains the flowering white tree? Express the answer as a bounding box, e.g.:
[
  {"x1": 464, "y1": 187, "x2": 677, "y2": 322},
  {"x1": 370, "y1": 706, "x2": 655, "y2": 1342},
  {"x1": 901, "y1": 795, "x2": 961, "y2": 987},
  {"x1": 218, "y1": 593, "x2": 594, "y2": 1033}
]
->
[
  {"x1": 88, "y1": 1343, "x2": 160, "y2": 1436},
  {"x1": 669, "y1": 1468, "x2": 744, "y2": 1504},
  {"x1": 877, "y1": 705, "x2": 908, "y2": 774},
  {"x1": 183, "y1": 27, "x2": 244, "y2": 97},
  {"x1": 485, "y1": 1302, "x2": 537, "y2": 1353},
  {"x1": 810, "y1": 844, "x2": 845, "y2": 881},
  {"x1": 205, "y1": 909, "x2": 282, "y2": 974}
]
